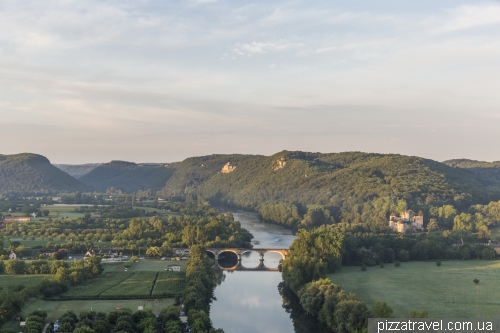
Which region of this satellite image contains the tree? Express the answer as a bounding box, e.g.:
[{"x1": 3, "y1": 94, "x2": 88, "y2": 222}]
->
[
  {"x1": 145, "y1": 247, "x2": 163, "y2": 258},
  {"x1": 74, "y1": 326, "x2": 96, "y2": 333},
  {"x1": 427, "y1": 219, "x2": 439, "y2": 232},
  {"x1": 405, "y1": 310, "x2": 428, "y2": 318},
  {"x1": 5, "y1": 260, "x2": 26, "y2": 275},
  {"x1": 92, "y1": 320, "x2": 110, "y2": 333},
  {"x1": 334, "y1": 299, "x2": 371, "y2": 333},
  {"x1": 59, "y1": 322, "x2": 74, "y2": 332},
  {"x1": 453, "y1": 213, "x2": 474, "y2": 231},
  {"x1": 372, "y1": 301, "x2": 393, "y2": 318},
  {"x1": 297, "y1": 278, "x2": 343, "y2": 318},
  {"x1": 482, "y1": 247, "x2": 496, "y2": 260},
  {"x1": 398, "y1": 250, "x2": 409, "y2": 262},
  {"x1": 473, "y1": 279, "x2": 479, "y2": 284}
]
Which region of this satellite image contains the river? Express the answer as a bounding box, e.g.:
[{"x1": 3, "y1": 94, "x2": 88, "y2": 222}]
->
[{"x1": 210, "y1": 210, "x2": 296, "y2": 333}]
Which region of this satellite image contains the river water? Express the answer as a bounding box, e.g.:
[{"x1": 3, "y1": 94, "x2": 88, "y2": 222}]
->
[{"x1": 210, "y1": 210, "x2": 296, "y2": 333}]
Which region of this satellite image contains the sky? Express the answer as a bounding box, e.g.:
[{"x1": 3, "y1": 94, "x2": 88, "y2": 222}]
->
[{"x1": 1, "y1": 0, "x2": 500, "y2": 164}]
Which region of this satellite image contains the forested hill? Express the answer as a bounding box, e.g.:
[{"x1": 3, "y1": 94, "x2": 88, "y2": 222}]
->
[
  {"x1": 443, "y1": 159, "x2": 500, "y2": 190},
  {"x1": 54, "y1": 163, "x2": 102, "y2": 178},
  {"x1": 161, "y1": 154, "x2": 263, "y2": 194},
  {"x1": 79, "y1": 160, "x2": 175, "y2": 192},
  {"x1": 159, "y1": 151, "x2": 500, "y2": 223},
  {"x1": 0, "y1": 153, "x2": 87, "y2": 194}
]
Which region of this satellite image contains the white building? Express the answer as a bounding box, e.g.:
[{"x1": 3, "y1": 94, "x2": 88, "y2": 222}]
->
[{"x1": 167, "y1": 264, "x2": 181, "y2": 272}]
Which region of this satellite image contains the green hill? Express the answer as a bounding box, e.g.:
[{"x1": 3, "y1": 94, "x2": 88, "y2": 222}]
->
[
  {"x1": 79, "y1": 160, "x2": 174, "y2": 192},
  {"x1": 158, "y1": 151, "x2": 500, "y2": 226},
  {"x1": 162, "y1": 151, "x2": 497, "y2": 206},
  {"x1": 443, "y1": 159, "x2": 500, "y2": 190},
  {"x1": 54, "y1": 163, "x2": 102, "y2": 179},
  {"x1": 160, "y1": 154, "x2": 263, "y2": 195},
  {"x1": 0, "y1": 153, "x2": 87, "y2": 194}
]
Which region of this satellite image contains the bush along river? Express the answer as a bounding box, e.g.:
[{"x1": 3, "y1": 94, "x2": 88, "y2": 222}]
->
[{"x1": 209, "y1": 210, "x2": 296, "y2": 333}]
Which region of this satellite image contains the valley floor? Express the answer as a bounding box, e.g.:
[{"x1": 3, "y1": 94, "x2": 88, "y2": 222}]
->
[{"x1": 328, "y1": 260, "x2": 500, "y2": 318}]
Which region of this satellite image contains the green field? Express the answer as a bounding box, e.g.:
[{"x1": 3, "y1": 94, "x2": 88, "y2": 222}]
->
[
  {"x1": 0, "y1": 275, "x2": 49, "y2": 288},
  {"x1": 1, "y1": 298, "x2": 174, "y2": 331},
  {"x1": 62, "y1": 272, "x2": 135, "y2": 299},
  {"x1": 328, "y1": 260, "x2": 500, "y2": 318},
  {"x1": 102, "y1": 259, "x2": 186, "y2": 273},
  {"x1": 100, "y1": 272, "x2": 158, "y2": 298},
  {"x1": 62, "y1": 261, "x2": 187, "y2": 300},
  {"x1": 152, "y1": 271, "x2": 186, "y2": 298}
]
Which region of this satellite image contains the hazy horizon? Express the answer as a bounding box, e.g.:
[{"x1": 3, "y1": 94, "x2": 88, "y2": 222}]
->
[
  {"x1": 1, "y1": 0, "x2": 499, "y2": 163},
  {"x1": 4, "y1": 149, "x2": 499, "y2": 165}
]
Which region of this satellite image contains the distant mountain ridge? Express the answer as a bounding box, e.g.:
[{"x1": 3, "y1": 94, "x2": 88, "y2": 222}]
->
[
  {"x1": 443, "y1": 159, "x2": 500, "y2": 189},
  {"x1": 54, "y1": 163, "x2": 102, "y2": 178},
  {"x1": 159, "y1": 151, "x2": 500, "y2": 210},
  {"x1": 79, "y1": 160, "x2": 174, "y2": 192},
  {"x1": 0, "y1": 153, "x2": 87, "y2": 194},
  {"x1": 4, "y1": 152, "x2": 500, "y2": 211}
]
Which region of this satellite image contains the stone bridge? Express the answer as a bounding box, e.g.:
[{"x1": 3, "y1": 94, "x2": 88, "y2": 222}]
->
[
  {"x1": 174, "y1": 247, "x2": 289, "y2": 271},
  {"x1": 207, "y1": 248, "x2": 289, "y2": 272}
]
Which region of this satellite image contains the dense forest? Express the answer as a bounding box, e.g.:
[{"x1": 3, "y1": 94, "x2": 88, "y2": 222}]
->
[
  {"x1": 158, "y1": 151, "x2": 500, "y2": 229},
  {"x1": 0, "y1": 154, "x2": 87, "y2": 194},
  {"x1": 443, "y1": 158, "x2": 500, "y2": 187},
  {"x1": 5, "y1": 151, "x2": 500, "y2": 231}
]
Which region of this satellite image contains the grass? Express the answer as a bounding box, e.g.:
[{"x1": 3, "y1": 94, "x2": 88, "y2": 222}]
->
[
  {"x1": 1, "y1": 298, "x2": 174, "y2": 331},
  {"x1": 152, "y1": 271, "x2": 185, "y2": 298},
  {"x1": 102, "y1": 260, "x2": 186, "y2": 275},
  {"x1": 328, "y1": 260, "x2": 500, "y2": 318},
  {"x1": 100, "y1": 272, "x2": 158, "y2": 297},
  {"x1": 0, "y1": 275, "x2": 49, "y2": 288},
  {"x1": 490, "y1": 226, "x2": 500, "y2": 240},
  {"x1": 123, "y1": 259, "x2": 187, "y2": 272}
]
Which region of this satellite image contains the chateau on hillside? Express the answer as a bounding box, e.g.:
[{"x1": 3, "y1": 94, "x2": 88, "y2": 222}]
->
[{"x1": 388, "y1": 210, "x2": 424, "y2": 233}]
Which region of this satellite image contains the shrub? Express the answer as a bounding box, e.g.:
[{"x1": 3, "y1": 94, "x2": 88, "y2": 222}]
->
[
  {"x1": 395, "y1": 261, "x2": 401, "y2": 268},
  {"x1": 361, "y1": 264, "x2": 367, "y2": 271},
  {"x1": 436, "y1": 260, "x2": 441, "y2": 267},
  {"x1": 380, "y1": 263, "x2": 384, "y2": 268},
  {"x1": 473, "y1": 279, "x2": 479, "y2": 284}
]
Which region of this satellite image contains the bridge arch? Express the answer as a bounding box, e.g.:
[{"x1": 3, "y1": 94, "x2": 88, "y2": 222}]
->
[{"x1": 263, "y1": 250, "x2": 287, "y2": 260}]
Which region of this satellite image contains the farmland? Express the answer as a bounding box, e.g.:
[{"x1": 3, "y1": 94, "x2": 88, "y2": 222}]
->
[
  {"x1": 328, "y1": 260, "x2": 500, "y2": 318},
  {"x1": 100, "y1": 271, "x2": 158, "y2": 298},
  {"x1": 60, "y1": 269, "x2": 185, "y2": 300},
  {"x1": 0, "y1": 275, "x2": 49, "y2": 288},
  {"x1": 61, "y1": 272, "x2": 135, "y2": 299},
  {"x1": 102, "y1": 259, "x2": 187, "y2": 272},
  {"x1": 152, "y1": 271, "x2": 186, "y2": 298}
]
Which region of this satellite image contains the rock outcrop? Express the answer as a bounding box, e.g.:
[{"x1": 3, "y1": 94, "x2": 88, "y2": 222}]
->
[
  {"x1": 273, "y1": 157, "x2": 287, "y2": 171},
  {"x1": 221, "y1": 162, "x2": 236, "y2": 173}
]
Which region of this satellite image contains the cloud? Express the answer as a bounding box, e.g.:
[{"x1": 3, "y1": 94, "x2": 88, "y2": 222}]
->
[
  {"x1": 431, "y1": 3, "x2": 500, "y2": 34},
  {"x1": 232, "y1": 41, "x2": 304, "y2": 56}
]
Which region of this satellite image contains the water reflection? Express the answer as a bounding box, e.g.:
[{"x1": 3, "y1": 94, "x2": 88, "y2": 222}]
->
[
  {"x1": 211, "y1": 271, "x2": 294, "y2": 333},
  {"x1": 211, "y1": 209, "x2": 296, "y2": 333}
]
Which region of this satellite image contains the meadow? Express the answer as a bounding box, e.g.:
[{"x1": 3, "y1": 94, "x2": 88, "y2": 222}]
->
[
  {"x1": 328, "y1": 260, "x2": 500, "y2": 318},
  {"x1": 102, "y1": 259, "x2": 187, "y2": 272},
  {"x1": 60, "y1": 260, "x2": 186, "y2": 300},
  {"x1": 0, "y1": 275, "x2": 49, "y2": 288}
]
